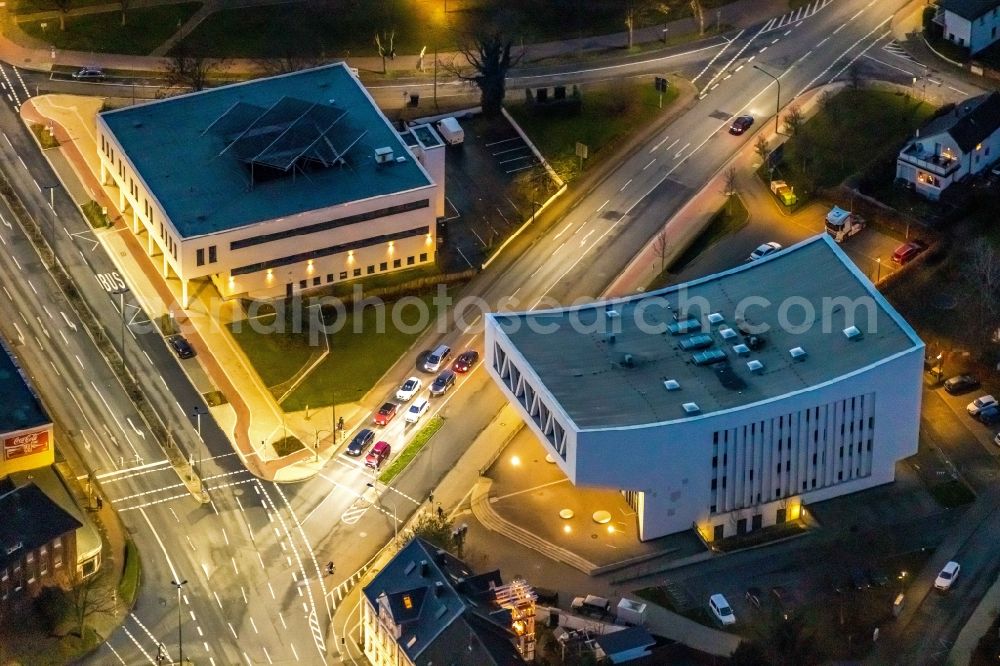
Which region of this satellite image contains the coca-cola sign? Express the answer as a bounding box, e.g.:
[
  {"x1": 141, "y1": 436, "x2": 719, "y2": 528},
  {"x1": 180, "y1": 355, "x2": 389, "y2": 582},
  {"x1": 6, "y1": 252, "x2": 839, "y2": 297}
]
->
[{"x1": 3, "y1": 429, "x2": 49, "y2": 460}]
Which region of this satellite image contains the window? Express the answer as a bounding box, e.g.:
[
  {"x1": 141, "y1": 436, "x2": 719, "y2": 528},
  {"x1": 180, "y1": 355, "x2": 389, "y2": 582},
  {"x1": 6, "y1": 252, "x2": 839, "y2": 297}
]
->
[
  {"x1": 775, "y1": 488, "x2": 781, "y2": 498},
  {"x1": 711, "y1": 479, "x2": 717, "y2": 490},
  {"x1": 299, "y1": 280, "x2": 307, "y2": 289},
  {"x1": 393, "y1": 259, "x2": 401, "y2": 268},
  {"x1": 867, "y1": 440, "x2": 873, "y2": 451},
  {"x1": 313, "y1": 277, "x2": 321, "y2": 286},
  {"x1": 419, "y1": 253, "x2": 428, "y2": 262},
  {"x1": 379, "y1": 262, "x2": 388, "y2": 271},
  {"x1": 353, "y1": 268, "x2": 361, "y2": 277},
  {"x1": 811, "y1": 479, "x2": 817, "y2": 488},
  {"x1": 209, "y1": 246, "x2": 217, "y2": 263},
  {"x1": 786, "y1": 461, "x2": 790, "y2": 471},
  {"x1": 367, "y1": 265, "x2": 375, "y2": 275},
  {"x1": 340, "y1": 271, "x2": 348, "y2": 280},
  {"x1": 326, "y1": 274, "x2": 334, "y2": 283},
  {"x1": 712, "y1": 456, "x2": 718, "y2": 468},
  {"x1": 838, "y1": 471, "x2": 843, "y2": 481},
  {"x1": 802, "y1": 481, "x2": 807, "y2": 490},
  {"x1": 407, "y1": 256, "x2": 415, "y2": 265},
  {"x1": 196, "y1": 249, "x2": 205, "y2": 266},
  {"x1": 721, "y1": 477, "x2": 727, "y2": 488},
  {"x1": 749, "y1": 470, "x2": 754, "y2": 481},
  {"x1": 710, "y1": 505, "x2": 717, "y2": 514},
  {"x1": 776, "y1": 463, "x2": 781, "y2": 473}
]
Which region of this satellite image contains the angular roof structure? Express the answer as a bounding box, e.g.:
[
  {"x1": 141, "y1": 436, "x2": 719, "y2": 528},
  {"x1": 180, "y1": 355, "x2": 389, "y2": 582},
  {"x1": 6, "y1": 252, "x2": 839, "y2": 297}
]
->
[
  {"x1": 0, "y1": 482, "x2": 81, "y2": 571},
  {"x1": 938, "y1": 0, "x2": 1000, "y2": 21}
]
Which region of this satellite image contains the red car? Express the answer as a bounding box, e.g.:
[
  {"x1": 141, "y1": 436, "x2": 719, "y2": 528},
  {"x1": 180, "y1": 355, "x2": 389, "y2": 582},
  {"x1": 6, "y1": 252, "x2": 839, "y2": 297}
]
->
[
  {"x1": 373, "y1": 402, "x2": 398, "y2": 426},
  {"x1": 453, "y1": 350, "x2": 480, "y2": 373},
  {"x1": 891, "y1": 240, "x2": 927, "y2": 265}
]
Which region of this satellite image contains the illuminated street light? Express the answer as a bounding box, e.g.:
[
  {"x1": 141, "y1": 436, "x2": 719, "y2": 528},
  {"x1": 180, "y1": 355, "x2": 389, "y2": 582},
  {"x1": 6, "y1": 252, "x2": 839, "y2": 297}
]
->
[{"x1": 753, "y1": 64, "x2": 781, "y2": 136}]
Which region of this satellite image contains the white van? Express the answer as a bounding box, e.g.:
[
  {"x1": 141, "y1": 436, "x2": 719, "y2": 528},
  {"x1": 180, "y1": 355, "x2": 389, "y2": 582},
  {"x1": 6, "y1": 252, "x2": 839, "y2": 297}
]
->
[
  {"x1": 423, "y1": 344, "x2": 451, "y2": 372},
  {"x1": 436, "y1": 117, "x2": 464, "y2": 145},
  {"x1": 405, "y1": 398, "x2": 429, "y2": 424}
]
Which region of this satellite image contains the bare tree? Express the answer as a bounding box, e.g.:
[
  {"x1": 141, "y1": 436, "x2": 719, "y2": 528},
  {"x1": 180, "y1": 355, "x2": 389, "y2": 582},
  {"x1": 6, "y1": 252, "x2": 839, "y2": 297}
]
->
[
  {"x1": 625, "y1": 1, "x2": 670, "y2": 48},
  {"x1": 119, "y1": 0, "x2": 130, "y2": 26},
  {"x1": 59, "y1": 572, "x2": 117, "y2": 639},
  {"x1": 255, "y1": 53, "x2": 325, "y2": 76},
  {"x1": 783, "y1": 104, "x2": 804, "y2": 136},
  {"x1": 753, "y1": 135, "x2": 770, "y2": 166},
  {"x1": 52, "y1": 0, "x2": 71, "y2": 30},
  {"x1": 724, "y1": 166, "x2": 738, "y2": 214},
  {"x1": 374, "y1": 29, "x2": 395, "y2": 75},
  {"x1": 447, "y1": 12, "x2": 522, "y2": 117},
  {"x1": 165, "y1": 45, "x2": 220, "y2": 92},
  {"x1": 968, "y1": 238, "x2": 1000, "y2": 329},
  {"x1": 690, "y1": 0, "x2": 706, "y2": 35},
  {"x1": 652, "y1": 229, "x2": 670, "y2": 273}
]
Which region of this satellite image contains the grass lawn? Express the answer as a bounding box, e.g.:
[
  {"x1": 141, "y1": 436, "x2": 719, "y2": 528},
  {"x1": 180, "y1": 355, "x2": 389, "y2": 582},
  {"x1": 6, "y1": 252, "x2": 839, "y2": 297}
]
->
[
  {"x1": 177, "y1": 0, "x2": 734, "y2": 59},
  {"x1": 507, "y1": 79, "x2": 677, "y2": 182},
  {"x1": 379, "y1": 415, "x2": 444, "y2": 484},
  {"x1": 118, "y1": 537, "x2": 141, "y2": 607},
  {"x1": 21, "y1": 3, "x2": 202, "y2": 55},
  {"x1": 774, "y1": 88, "x2": 935, "y2": 197},
  {"x1": 229, "y1": 293, "x2": 441, "y2": 411}
]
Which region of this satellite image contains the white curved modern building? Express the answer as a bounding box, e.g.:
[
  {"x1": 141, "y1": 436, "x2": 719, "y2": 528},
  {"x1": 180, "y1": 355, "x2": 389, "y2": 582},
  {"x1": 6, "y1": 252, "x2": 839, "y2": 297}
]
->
[{"x1": 486, "y1": 235, "x2": 924, "y2": 542}]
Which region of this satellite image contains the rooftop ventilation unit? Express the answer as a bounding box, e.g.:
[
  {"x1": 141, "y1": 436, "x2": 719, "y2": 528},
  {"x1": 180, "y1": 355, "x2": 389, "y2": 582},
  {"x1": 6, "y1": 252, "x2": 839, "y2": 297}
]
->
[
  {"x1": 708, "y1": 312, "x2": 725, "y2": 325},
  {"x1": 843, "y1": 326, "x2": 862, "y2": 340},
  {"x1": 682, "y1": 402, "x2": 700, "y2": 415},
  {"x1": 747, "y1": 359, "x2": 764, "y2": 373},
  {"x1": 606, "y1": 309, "x2": 620, "y2": 318},
  {"x1": 375, "y1": 146, "x2": 395, "y2": 164},
  {"x1": 789, "y1": 346, "x2": 807, "y2": 361},
  {"x1": 719, "y1": 327, "x2": 737, "y2": 340},
  {"x1": 733, "y1": 343, "x2": 750, "y2": 356},
  {"x1": 692, "y1": 348, "x2": 727, "y2": 366},
  {"x1": 663, "y1": 379, "x2": 681, "y2": 391}
]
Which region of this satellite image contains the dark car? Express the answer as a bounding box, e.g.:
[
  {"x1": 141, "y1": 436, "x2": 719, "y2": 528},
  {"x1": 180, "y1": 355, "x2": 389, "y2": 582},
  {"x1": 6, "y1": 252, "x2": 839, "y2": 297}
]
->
[
  {"x1": 534, "y1": 587, "x2": 559, "y2": 607},
  {"x1": 944, "y1": 375, "x2": 981, "y2": 395},
  {"x1": 72, "y1": 67, "x2": 105, "y2": 80},
  {"x1": 346, "y1": 428, "x2": 375, "y2": 456},
  {"x1": 169, "y1": 335, "x2": 196, "y2": 359},
  {"x1": 729, "y1": 115, "x2": 754, "y2": 135},
  {"x1": 978, "y1": 405, "x2": 1000, "y2": 425},
  {"x1": 374, "y1": 402, "x2": 398, "y2": 426},
  {"x1": 452, "y1": 350, "x2": 480, "y2": 373},
  {"x1": 430, "y1": 370, "x2": 456, "y2": 397},
  {"x1": 891, "y1": 239, "x2": 927, "y2": 265}
]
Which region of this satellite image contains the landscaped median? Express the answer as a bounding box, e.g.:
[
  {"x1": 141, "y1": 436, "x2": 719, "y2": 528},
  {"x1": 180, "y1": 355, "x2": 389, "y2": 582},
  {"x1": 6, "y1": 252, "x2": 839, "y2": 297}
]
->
[{"x1": 379, "y1": 415, "x2": 444, "y2": 485}]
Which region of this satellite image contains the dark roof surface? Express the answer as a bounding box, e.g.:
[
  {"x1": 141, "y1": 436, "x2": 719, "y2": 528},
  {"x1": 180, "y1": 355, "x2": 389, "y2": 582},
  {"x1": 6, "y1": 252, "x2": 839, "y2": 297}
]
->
[
  {"x1": 594, "y1": 626, "x2": 657, "y2": 655},
  {"x1": 0, "y1": 483, "x2": 80, "y2": 570},
  {"x1": 948, "y1": 92, "x2": 1000, "y2": 151},
  {"x1": 939, "y1": 0, "x2": 1000, "y2": 20},
  {"x1": 0, "y1": 340, "x2": 49, "y2": 434},
  {"x1": 100, "y1": 63, "x2": 433, "y2": 239},
  {"x1": 363, "y1": 538, "x2": 523, "y2": 665}
]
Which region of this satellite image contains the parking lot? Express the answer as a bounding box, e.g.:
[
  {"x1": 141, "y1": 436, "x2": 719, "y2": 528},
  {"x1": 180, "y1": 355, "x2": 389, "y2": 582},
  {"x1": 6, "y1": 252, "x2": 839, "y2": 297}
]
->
[{"x1": 438, "y1": 114, "x2": 558, "y2": 270}]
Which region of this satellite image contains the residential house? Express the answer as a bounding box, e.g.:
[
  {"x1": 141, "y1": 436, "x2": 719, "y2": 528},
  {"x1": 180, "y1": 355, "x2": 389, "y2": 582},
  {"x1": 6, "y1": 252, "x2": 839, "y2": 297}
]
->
[
  {"x1": 935, "y1": 0, "x2": 1000, "y2": 55},
  {"x1": 896, "y1": 92, "x2": 1000, "y2": 200},
  {"x1": 362, "y1": 538, "x2": 535, "y2": 666}
]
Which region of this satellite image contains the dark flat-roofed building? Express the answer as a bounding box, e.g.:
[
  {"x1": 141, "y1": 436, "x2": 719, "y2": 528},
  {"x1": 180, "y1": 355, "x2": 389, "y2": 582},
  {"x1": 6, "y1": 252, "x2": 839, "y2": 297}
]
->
[
  {"x1": 487, "y1": 235, "x2": 924, "y2": 542},
  {"x1": 0, "y1": 339, "x2": 54, "y2": 477}
]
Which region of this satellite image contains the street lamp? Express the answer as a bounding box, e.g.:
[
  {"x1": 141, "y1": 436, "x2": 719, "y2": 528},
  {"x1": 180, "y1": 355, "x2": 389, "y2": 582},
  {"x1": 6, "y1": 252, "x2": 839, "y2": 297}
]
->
[
  {"x1": 753, "y1": 64, "x2": 782, "y2": 136},
  {"x1": 170, "y1": 579, "x2": 187, "y2": 665},
  {"x1": 112, "y1": 286, "x2": 130, "y2": 378},
  {"x1": 875, "y1": 257, "x2": 882, "y2": 283},
  {"x1": 367, "y1": 482, "x2": 397, "y2": 547}
]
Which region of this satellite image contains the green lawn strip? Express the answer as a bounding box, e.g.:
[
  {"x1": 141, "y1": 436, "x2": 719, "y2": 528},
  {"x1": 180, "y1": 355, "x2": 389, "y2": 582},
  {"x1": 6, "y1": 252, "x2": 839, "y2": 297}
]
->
[
  {"x1": 176, "y1": 0, "x2": 734, "y2": 59},
  {"x1": 508, "y1": 80, "x2": 676, "y2": 182},
  {"x1": 227, "y1": 311, "x2": 316, "y2": 389},
  {"x1": 29, "y1": 123, "x2": 59, "y2": 148},
  {"x1": 776, "y1": 88, "x2": 935, "y2": 196},
  {"x1": 80, "y1": 200, "x2": 108, "y2": 228},
  {"x1": 379, "y1": 415, "x2": 444, "y2": 484},
  {"x1": 21, "y1": 3, "x2": 202, "y2": 55},
  {"x1": 117, "y1": 537, "x2": 142, "y2": 607},
  {"x1": 327, "y1": 264, "x2": 442, "y2": 299}
]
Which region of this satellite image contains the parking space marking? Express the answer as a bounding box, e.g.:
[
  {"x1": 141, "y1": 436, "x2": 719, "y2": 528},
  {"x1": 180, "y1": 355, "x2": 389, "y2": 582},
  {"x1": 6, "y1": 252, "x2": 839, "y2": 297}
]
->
[{"x1": 484, "y1": 136, "x2": 520, "y2": 147}]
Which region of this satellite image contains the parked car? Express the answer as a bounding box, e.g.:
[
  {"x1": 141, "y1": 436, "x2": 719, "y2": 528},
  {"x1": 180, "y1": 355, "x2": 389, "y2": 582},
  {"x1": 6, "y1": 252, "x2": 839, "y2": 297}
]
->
[
  {"x1": 452, "y1": 350, "x2": 479, "y2": 373},
  {"x1": 72, "y1": 67, "x2": 105, "y2": 80},
  {"x1": 365, "y1": 441, "x2": 391, "y2": 469},
  {"x1": 346, "y1": 428, "x2": 375, "y2": 456},
  {"x1": 993, "y1": 431, "x2": 1000, "y2": 447},
  {"x1": 430, "y1": 370, "x2": 456, "y2": 396},
  {"x1": 571, "y1": 595, "x2": 611, "y2": 618},
  {"x1": 944, "y1": 375, "x2": 981, "y2": 395},
  {"x1": 423, "y1": 344, "x2": 452, "y2": 372},
  {"x1": 978, "y1": 405, "x2": 1000, "y2": 425},
  {"x1": 169, "y1": 335, "x2": 196, "y2": 359},
  {"x1": 967, "y1": 395, "x2": 997, "y2": 416},
  {"x1": 709, "y1": 593, "x2": 736, "y2": 625},
  {"x1": 891, "y1": 239, "x2": 927, "y2": 265},
  {"x1": 729, "y1": 115, "x2": 754, "y2": 135},
  {"x1": 934, "y1": 561, "x2": 960, "y2": 591},
  {"x1": 395, "y1": 377, "x2": 422, "y2": 402},
  {"x1": 405, "y1": 398, "x2": 429, "y2": 424},
  {"x1": 747, "y1": 242, "x2": 782, "y2": 261},
  {"x1": 534, "y1": 587, "x2": 559, "y2": 607},
  {"x1": 374, "y1": 402, "x2": 398, "y2": 426}
]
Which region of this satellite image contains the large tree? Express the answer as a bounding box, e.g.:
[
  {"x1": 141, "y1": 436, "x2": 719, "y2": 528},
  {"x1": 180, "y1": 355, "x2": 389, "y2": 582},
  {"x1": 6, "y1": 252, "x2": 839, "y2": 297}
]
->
[
  {"x1": 165, "y1": 44, "x2": 221, "y2": 92},
  {"x1": 449, "y1": 12, "x2": 522, "y2": 117},
  {"x1": 52, "y1": 0, "x2": 71, "y2": 30}
]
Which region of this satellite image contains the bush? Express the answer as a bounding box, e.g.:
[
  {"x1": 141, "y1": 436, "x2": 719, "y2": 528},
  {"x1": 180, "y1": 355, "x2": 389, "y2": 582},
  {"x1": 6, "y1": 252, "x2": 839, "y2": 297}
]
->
[
  {"x1": 35, "y1": 586, "x2": 70, "y2": 635},
  {"x1": 118, "y1": 538, "x2": 141, "y2": 608},
  {"x1": 272, "y1": 436, "x2": 304, "y2": 457}
]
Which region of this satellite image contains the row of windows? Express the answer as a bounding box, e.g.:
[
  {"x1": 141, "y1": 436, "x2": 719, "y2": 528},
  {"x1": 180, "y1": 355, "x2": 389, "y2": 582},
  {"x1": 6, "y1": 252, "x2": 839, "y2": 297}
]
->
[
  {"x1": 232, "y1": 226, "x2": 429, "y2": 277},
  {"x1": 291, "y1": 254, "x2": 429, "y2": 290},
  {"x1": 196, "y1": 245, "x2": 218, "y2": 267},
  {"x1": 229, "y1": 199, "x2": 430, "y2": 251},
  {"x1": 0, "y1": 540, "x2": 64, "y2": 601},
  {"x1": 711, "y1": 441, "x2": 875, "y2": 489}
]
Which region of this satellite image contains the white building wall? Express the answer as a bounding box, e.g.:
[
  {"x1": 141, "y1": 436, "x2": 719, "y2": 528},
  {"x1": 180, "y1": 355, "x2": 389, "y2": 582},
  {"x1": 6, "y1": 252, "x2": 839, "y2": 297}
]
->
[
  {"x1": 968, "y1": 7, "x2": 1000, "y2": 53},
  {"x1": 487, "y1": 318, "x2": 924, "y2": 542},
  {"x1": 943, "y1": 12, "x2": 973, "y2": 49}
]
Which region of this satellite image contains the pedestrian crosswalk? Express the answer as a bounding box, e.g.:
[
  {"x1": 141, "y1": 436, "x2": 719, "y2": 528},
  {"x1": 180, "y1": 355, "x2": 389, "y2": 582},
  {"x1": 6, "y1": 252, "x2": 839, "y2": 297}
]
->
[
  {"x1": 761, "y1": 0, "x2": 835, "y2": 34},
  {"x1": 883, "y1": 40, "x2": 919, "y2": 64}
]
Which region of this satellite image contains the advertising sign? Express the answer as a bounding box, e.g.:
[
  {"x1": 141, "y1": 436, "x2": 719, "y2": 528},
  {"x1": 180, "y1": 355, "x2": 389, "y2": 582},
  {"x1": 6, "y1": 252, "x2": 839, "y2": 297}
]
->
[{"x1": 3, "y1": 428, "x2": 50, "y2": 460}]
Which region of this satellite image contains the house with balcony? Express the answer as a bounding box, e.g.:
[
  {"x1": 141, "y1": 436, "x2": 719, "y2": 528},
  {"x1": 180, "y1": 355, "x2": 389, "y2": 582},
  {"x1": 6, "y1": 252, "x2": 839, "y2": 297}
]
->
[
  {"x1": 896, "y1": 92, "x2": 1000, "y2": 200},
  {"x1": 933, "y1": 0, "x2": 1000, "y2": 55}
]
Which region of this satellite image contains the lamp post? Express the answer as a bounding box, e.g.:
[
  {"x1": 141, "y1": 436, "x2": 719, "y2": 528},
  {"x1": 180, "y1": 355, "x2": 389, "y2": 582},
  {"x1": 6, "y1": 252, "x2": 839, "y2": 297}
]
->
[
  {"x1": 875, "y1": 257, "x2": 882, "y2": 283},
  {"x1": 367, "y1": 481, "x2": 397, "y2": 547},
  {"x1": 753, "y1": 65, "x2": 781, "y2": 136},
  {"x1": 171, "y1": 579, "x2": 187, "y2": 665},
  {"x1": 112, "y1": 287, "x2": 129, "y2": 378}
]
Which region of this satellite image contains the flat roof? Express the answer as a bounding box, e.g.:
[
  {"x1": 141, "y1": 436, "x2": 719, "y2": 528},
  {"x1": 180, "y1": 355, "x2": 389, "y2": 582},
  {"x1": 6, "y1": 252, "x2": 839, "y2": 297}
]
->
[
  {"x1": 492, "y1": 235, "x2": 922, "y2": 429},
  {"x1": 100, "y1": 63, "x2": 433, "y2": 239},
  {"x1": 0, "y1": 340, "x2": 48, "y2": 434}
]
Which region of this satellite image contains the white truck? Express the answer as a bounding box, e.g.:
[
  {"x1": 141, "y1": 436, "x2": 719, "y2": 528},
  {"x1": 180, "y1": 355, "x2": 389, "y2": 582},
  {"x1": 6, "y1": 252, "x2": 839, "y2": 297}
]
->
[
  {"x1": 436, "y1": 117, "x2": 465, "y2": 145},
  {"x1": 825, "y1": 206, "x2": 865, "y2": 243},
  {"x1": 615, "y1": 598, "x2": 648, "y2": 626}
]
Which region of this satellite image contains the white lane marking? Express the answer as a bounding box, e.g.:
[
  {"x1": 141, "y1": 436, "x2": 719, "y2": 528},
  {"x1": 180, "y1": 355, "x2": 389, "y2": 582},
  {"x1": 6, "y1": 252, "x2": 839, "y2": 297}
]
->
[
  {"x1": 619, "y1": 179, "x2": 632, "y2": 192},
  {"x1": 649, "y1": 135, "x2": 670, "y2": 152},
  {"x1": 596, "y1": 199, "x2": 610, "y2": 213},
  {"x1": 691, "y1": 32, "x2": 743, "y2": 84},
  {"x1": 61, "y1": 310, "x2": 77, "y2": 331},
  {"x1": 643, "y1": 159, "x2": 656, "y2": 170},
  {"x1": 674, "y1": 142, "x2": 690, "y2": 159}
]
